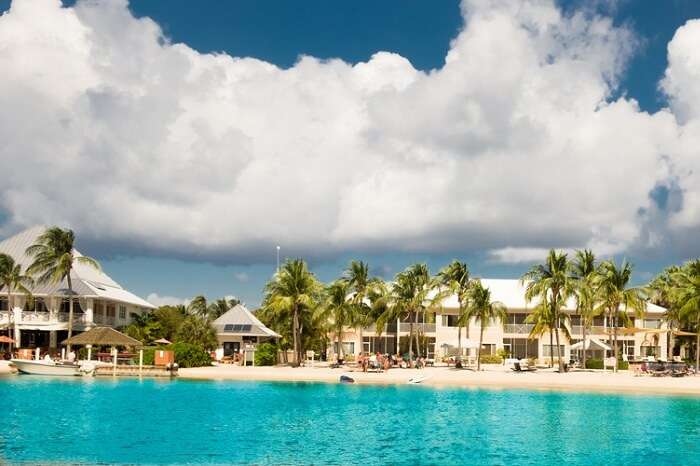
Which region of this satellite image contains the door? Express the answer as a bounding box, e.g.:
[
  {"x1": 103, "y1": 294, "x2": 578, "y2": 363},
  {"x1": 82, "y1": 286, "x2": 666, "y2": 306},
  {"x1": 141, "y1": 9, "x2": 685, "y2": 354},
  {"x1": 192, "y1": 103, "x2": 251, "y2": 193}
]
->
[{"x1": 223, "y1": 342, "x2": 240, "y2": 356}]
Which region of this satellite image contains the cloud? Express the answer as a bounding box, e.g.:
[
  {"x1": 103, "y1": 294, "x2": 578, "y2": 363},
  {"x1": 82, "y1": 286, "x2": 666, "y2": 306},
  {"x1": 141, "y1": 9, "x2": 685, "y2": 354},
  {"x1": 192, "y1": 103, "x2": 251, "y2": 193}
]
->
[
  {"x1": 145, "y1": 293, "x2": 188, "y2": 307},
  {"x1": 233, "y1": 272, "x2": 249, "y2": 283},
  {"x1": 0, "y1": 0, "x2": 699, "y2": 264}
]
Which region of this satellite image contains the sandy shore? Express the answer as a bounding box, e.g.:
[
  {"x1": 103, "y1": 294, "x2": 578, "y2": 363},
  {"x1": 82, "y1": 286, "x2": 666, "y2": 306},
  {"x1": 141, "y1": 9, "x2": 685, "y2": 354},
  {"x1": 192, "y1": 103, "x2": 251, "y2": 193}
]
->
[{"x1": 180, "y1": 364, "x2": 700, "y2": 397}]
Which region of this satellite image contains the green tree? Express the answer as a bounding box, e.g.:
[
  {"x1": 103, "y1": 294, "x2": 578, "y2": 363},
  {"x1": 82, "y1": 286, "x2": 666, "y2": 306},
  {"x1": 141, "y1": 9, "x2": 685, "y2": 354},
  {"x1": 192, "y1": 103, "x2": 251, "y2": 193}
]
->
[
  {"x1": 525, "y1": 298, "x2": 556, "y2": 367},
  {"x1": 571, "y1": 249, "x2": 598, "y2": 369},
  {"x1": 344, "y1": 260, "x2": 378, "y2": 353},
  {"x1": 469, "y1": 281, "x2": 507, "y2": 371},
  {"x1": 187, "y1": 295, "x2": 208, "y2": 318},
  {"x1": 177, "y1": 315, "x2": 218, "y2": 351},
  {"x1": 208, "y1": 297, "x2": 240, "y2": 319},
  {"x1": 521, "y1": 250, "x2": 574, "y2": 372},
  {"x1": 648, "y1": 265, "x2": 682, "y2": 360},
  {"x1": 25, "y1": 227, "x2": 100, "y2": 351},
  {"x1": 322, "y1": 280, "x2": 354, "y2": 360},
  {"x1": 437, "y1": 260, "x2": 472, "y2": 362},
  {"x1": 0, "y1": 254, "x2": 34, "y2": 350},
  {"x1": 263, "y1": 259, "x2": 321, "y2": 366},
  {"x1": 670, "y1": 260, "x2": 700, "y2": 372},
  {"x1": 594, "y1": 259, "x2": 645, "y2": 371}
]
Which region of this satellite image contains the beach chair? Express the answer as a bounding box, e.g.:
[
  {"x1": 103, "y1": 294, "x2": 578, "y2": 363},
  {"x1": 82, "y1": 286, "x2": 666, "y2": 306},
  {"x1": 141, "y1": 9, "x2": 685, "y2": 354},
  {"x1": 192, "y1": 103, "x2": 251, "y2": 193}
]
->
[{"x1": 511, "y1": 361, "x2": 536, "y2": 372}]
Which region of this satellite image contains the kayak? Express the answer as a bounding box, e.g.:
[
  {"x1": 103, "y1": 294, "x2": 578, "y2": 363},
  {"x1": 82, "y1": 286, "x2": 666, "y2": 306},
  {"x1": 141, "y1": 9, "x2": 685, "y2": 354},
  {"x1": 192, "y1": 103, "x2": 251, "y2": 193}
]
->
[{"x1": 339, "y1": 375, "x2": 354, "y2": 383}]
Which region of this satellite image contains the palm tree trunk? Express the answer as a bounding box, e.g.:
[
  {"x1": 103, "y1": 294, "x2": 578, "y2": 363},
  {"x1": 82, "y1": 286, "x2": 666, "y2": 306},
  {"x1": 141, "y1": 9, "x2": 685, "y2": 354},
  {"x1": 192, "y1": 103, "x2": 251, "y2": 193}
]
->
[
  {"x1": 477, "y1": 324, "x2": 484, "y2": 371},
  {"x1": 67, "y1": 274, "x2": 74, "y2": 353},
  {"x1": 292, "y1": 306, "x2": 300, "y2": 367},
  {"x1": 696, "y1": 314, "x2": 699, "y2": 374},
  {"x1": 581, "y1": 323, "x2": 587, "y2": 369},
  {"x1": 456, "y1": 325, "x2": 462, "y2": 362},
  {"x1": 336, "y1": 324, "x2": 343, "y2": 361},
  {"x1": 408, "y1": 313, "x2": 414, "y2": 362},
  {"x1": 465, "y1": 318, "x2": 470, "y2": 360},
  {"x1": 668, "y1": 322, "x2": 674, "y2": 361},
  {"x1": 8, "y1": 288, "x2": 14, "y2": 352},
  {"x1": 549, "y1": 331, "x2": 553, "y2": 367},
  {"x1": 554, "y1": 316, "x2": 563, "y2": 372},
  {"x1": 613, "y1": 313, "x2": 619, "y2": 373},
  {"x1": 414, "y1": 311, "x2": 421, "y2": 358}
]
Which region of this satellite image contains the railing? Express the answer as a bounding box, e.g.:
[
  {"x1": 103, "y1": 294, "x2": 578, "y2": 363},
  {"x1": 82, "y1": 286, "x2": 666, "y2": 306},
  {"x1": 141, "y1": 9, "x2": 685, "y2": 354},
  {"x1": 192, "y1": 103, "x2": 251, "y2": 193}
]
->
[
  {"x1": 398, "y1": 323, "x2": 436, "y2": 333},
  {"x1": 0, "y1": 311, "x2": 9, "y2": 324},
  {"x1": 363, "y1": 323, "x2": 398, "y2": 333},
  {"x1": 20, "y1": 312, "x2": 51, "y2": 323},
  {"x1": 503, "y1": 323, "x2": 534, "y2": 334},
  {"x1": 57, "y1": 312, "x2": 88, "y2": 324},
  {"x1": 570, "y1": 326, "x2": 611, "y2": 335}
]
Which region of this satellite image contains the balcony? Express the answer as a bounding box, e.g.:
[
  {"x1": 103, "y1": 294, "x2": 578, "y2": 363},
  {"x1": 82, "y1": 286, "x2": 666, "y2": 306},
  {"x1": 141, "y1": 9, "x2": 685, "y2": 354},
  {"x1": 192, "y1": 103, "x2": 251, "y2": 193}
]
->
[
  {"x1": 504, "y1": 323, "x2": 534, "y2": 334},
  {"x1": 57, "y1": 312, "x2": 89, "y2": 324},
  {"x1": 0, "y1": 311, "x2": 9, "y2": 325},
  {"x1": 21, "y1": 312, "x2": 52, "y2": 323},
  {"x1": 570, "y1": 326, "x2": 611, "y2": 335},
  {"x1": 398, "y1": 322, "x2": 436, "y2": 333}
]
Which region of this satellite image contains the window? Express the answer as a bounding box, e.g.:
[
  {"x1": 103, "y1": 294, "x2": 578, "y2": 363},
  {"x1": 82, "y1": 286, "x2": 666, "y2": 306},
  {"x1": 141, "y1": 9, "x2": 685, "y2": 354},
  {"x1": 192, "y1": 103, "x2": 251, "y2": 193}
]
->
[
  {"x1": 106, "y1": 304, "x2": 116, "y2": 318},
  {"x1": 333, "y1": 342, "x2": 355, "y2": 355},
  {"x1": 60, "y1": 299, "x2": 83, "y2": 313},
  {"x1": 24, "y1": 298, "x2": 47, "y2": 312},
  {"x1": 0, "y1": 297, "x2": 7, "y2": 311},
  {"x1": 503, "y1": 338, "x2": 539, "y2": 359},
  {"x1": 119, "y1": 305, "x2": 127, "y2": 319},
  {"x1": 442, "y1": 315, "x2": 461, "y2": 327},
  {"x1": 480, "y1": 344, "x2": 496, "y2": 355},
  {"x1": 94, "y1": 301, "x2": 104, "y2": 316},
  {"x1": 643, "y1": 319, "x2": 661, "y2": 329},
  {"x1": 542, "y1": 345, "x2": 566, "y2": 358}
]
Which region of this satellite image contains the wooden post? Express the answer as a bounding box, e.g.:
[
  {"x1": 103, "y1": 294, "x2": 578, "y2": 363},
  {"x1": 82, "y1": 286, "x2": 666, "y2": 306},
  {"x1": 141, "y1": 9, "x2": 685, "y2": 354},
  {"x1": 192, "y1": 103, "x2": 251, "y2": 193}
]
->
[
  {"x1": 112, "y1": 347, "x2": 117, "y2": 376},
  {"x1": 139, "y1": 349, "x2": 143, "y2": 376},
  {"x1": 87, "y1": 345, "x2": 92, "y2": 361}
]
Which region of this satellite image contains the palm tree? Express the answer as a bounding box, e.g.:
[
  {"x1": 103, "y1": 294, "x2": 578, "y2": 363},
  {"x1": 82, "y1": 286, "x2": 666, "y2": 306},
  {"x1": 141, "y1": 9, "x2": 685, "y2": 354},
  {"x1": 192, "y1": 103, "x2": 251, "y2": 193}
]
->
[
  {"x1": 469, "y1": 281, "x2": 507, "y2": 371},
  {"x1": 571, "y1": 249, "x2": 598, "y2": 369},
  {"x1": 521, "y1": 250, "x2": 574, "y2": 372},
  {"x1": 177, "y1": 315, "x2": 218, "y2": 350},
  {"x1": 187, "y1": 295, "x2": 208, "y2": 318},
  {"x1": 344, "y1": 260, "x2": 376, "y2": 353},
  {"x1": 594, "y1": 259, "x2": 645, "y2": 371},
  {"x1": 648, "y1": 266, "x2": 682, "y2": 360},
  {"x1": 208, "y1": 297, "x2": 241, "y2": 319},
  {"x1": 525, "y1": 298, "x2": 556, "y2": 367},
  {"x1": 25, "y1": 227, "x2": 100, "y2": 352},
  {"x1": 0, "y1": 254, "x2": 34, "y2": 350},
  {"x1": 436, "y1": 260, "x2": 472, "y2": 362},
  {"x1": 670, "y1": 260, "x2": 700, "y2": 372},
  {"x1": 263, "y1": 259, "x2": 321, "y2": 366},
  {"x1": 323, "y1": 280, "x2": 354, "y2": 360}
]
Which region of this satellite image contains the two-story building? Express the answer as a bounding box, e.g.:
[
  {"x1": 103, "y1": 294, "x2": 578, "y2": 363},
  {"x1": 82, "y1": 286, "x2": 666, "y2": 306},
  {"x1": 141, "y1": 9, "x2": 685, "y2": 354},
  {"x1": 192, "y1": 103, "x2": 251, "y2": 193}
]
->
[
  {"x1": 0, "y1": 226, "x2": 155, "y2": 351},
  {"x1": 333, "y1": 278, "x2": 667, "y2": 364}
]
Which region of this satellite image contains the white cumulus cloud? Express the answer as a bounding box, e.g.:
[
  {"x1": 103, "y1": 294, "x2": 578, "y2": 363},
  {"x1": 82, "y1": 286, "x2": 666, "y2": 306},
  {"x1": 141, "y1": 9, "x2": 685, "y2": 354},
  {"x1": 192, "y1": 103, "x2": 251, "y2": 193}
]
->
[{"x1": 0, "y1": 0, "x2": 699, "y2": 264}]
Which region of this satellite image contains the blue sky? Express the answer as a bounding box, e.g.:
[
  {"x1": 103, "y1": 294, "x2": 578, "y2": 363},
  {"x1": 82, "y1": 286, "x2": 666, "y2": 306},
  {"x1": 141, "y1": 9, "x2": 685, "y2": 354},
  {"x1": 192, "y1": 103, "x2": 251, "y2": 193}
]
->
[{"x1": 1, "y1": 0, "x2": 700, "y2": 307}]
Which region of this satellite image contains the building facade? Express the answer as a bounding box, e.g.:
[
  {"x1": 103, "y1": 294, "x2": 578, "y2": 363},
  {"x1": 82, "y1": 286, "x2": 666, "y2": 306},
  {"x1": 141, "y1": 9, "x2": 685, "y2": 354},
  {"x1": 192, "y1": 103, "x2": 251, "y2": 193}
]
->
[
  {"x1": 0, "y1": 226, "x2": 156, "y2": 350},
  {"x1": 333, "y1": 279, "x2": 667, "y2": 363}
]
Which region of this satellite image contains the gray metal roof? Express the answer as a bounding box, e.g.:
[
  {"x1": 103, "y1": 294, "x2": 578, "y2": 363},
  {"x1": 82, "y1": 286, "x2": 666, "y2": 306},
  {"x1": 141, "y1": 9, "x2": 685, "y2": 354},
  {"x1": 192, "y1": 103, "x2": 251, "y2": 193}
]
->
[
  {"x1": 0, "y1": 226, "x2": 155, "y2": 308},
  {"x1": 212, "y1": 304, "x2": 280, "y2": 338}
]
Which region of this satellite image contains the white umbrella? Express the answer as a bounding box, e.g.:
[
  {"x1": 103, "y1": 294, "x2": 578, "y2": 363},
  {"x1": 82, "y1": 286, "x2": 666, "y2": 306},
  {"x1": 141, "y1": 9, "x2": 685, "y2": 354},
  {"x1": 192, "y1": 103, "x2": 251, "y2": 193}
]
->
[{"x1": 570, "y1": 337, "x2": 611, "y2": 351}]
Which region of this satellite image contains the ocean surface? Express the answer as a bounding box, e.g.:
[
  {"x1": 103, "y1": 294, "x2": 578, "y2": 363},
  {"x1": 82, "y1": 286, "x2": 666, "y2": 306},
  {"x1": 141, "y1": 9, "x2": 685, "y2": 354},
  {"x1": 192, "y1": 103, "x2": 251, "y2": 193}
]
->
[{"x1": 1, "y1": 376, "x2": 700, "y2": 465}]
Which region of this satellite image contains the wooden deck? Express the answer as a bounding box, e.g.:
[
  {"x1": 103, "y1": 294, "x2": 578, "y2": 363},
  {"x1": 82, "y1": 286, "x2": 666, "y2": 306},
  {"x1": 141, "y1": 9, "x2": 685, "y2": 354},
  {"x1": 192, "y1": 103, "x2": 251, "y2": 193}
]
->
[{"x1": 94, "y1": 364, "x2": 178, "y2": 377}]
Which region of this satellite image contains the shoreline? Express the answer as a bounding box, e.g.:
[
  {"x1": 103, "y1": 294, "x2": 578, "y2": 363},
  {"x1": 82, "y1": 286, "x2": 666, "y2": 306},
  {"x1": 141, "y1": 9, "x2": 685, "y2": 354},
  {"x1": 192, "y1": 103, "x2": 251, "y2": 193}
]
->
[{"x1": 179, "y1": 364, "x2": 700, "y2": 397}]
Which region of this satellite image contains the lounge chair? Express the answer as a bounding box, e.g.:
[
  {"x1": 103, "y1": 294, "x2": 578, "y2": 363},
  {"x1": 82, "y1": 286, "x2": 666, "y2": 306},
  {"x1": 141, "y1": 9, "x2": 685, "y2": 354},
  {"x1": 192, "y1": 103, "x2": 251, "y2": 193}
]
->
[{"x1": 511, "y1": 361, "x2": 536, "y2": 372}]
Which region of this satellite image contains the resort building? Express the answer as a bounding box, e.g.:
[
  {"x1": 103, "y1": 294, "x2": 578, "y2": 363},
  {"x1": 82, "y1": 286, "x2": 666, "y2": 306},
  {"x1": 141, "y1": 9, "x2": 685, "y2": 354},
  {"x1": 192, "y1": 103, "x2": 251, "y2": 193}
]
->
[
  {"x1": 0, "y1": 226, "x2": 155, "y2": 350},
  {"x1": 333, "y1": 278, "x2": 668, "y2": 364},
  {"x1": 212, "y1": 304, "x2": 280, "y2": 360}
]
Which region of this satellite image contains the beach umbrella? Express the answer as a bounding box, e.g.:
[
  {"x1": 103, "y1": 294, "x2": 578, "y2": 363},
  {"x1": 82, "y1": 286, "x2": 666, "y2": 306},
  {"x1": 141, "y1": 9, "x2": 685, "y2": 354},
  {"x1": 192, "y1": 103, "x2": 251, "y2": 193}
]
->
[
  {"x1": 62, "y1": 327, "x2": 142, "y2": 347},
  {"x1": 152, "y1": 338, "x2": 172, "y2": 345}
]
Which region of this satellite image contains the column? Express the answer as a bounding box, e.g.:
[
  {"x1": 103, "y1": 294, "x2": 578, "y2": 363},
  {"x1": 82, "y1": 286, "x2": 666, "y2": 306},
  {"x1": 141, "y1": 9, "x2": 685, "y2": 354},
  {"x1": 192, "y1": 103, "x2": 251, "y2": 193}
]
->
[
  {"x1": 13, "y1": 306, "x2": 21, "y2": 347},
  {"x1": 49, "y1": 331, "x2": 57, "y2": 350},
  {"x1": 85, "y1": 299, "x2": 94, "y2": 327}
]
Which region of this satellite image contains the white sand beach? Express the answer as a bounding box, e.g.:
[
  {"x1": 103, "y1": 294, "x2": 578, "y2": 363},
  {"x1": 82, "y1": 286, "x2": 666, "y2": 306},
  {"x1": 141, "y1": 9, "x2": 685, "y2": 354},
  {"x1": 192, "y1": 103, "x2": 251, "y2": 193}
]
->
[{"x1": 179, "y1": 364, "x2": 700, "y2": 396}]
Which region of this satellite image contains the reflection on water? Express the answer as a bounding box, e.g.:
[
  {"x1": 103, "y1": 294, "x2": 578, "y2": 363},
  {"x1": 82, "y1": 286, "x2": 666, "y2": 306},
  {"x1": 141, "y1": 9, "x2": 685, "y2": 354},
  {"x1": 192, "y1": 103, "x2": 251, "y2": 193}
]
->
[{"x1": 1, "y1": 376, "x2": 699, "y2": 464}]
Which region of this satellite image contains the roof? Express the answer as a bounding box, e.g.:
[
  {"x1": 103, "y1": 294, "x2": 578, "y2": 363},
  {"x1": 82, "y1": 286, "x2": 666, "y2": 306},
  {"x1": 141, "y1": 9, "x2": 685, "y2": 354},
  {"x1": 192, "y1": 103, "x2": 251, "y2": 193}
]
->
[
  {"x1": 0, "y1": 226, "x2": 155, "y2": 309},
  {"x1": 62, "y1": 326, "x2": 142, "y2": 347},
  {"x1": 212, "y1": 304, "x2": 280, "y2": 338},
  {"x1": 434, "y1": 278, "x2": 665, "y2": 314}
]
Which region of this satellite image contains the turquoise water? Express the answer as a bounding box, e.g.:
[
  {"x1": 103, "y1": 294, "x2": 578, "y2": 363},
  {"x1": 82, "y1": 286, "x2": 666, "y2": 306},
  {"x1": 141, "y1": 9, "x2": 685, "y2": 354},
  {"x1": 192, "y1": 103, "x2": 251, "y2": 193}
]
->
[{"x1": 1, "y1": 377, "x2": 700, "y2": 465}]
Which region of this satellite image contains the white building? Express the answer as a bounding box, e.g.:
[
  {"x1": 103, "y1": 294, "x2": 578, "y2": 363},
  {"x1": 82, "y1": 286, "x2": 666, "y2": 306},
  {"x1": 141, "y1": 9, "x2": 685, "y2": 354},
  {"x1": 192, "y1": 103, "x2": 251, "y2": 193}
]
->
[
  {"x1": 0, "y1": 226, "x2": 155, "y2": 350},
  {"x1": 212, "y1": 304, "x2": 280, "y2": 359},
  {"x1": 334, "y1": 278, "x2": 667, "y2": 364}
]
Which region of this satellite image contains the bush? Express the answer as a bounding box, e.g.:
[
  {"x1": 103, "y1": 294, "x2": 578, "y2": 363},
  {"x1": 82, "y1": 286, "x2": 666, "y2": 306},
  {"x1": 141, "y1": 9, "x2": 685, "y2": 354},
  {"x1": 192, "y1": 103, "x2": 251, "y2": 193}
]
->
[
  {"x1": 170, "y1": 342, "x2": 212, "y2": 368},
  {"x1": 254, "y1": 342, "x2": 277, "y2": 366},
  {"x1": 585, "y1": 358, "x2": 603, "y2": 369},
  {"x1": 617, "y1": 359, "x2": 629, "y2": 370},
  {"x1": 479, "y1": 354, "x2": 503, "y2": 364}
]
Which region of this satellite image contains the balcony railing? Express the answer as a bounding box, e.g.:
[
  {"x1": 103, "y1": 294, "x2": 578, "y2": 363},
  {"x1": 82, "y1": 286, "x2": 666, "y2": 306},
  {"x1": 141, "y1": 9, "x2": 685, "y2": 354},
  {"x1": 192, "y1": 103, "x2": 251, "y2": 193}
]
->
[
  {"x1": 503, "y1": 323, "x2": 534, "y2": 334},
  {"x1": 570, "y1": 326, "x2": 611, "y2": 335},
  {"x1": 363, "y1": 323, "x2": 398, "y2": 333},
  {"x1": 0, "y1": 311, "x2": 9, "y2": 324},
  {"x1": 398, "y1": 323, "x2": 436, "y2": 333},
  {"x1": 57, "y1": 312, "x2": 88, "y2": 324},
  {"x1": 21, "y1": 312, "x2": 52, "y2": 323}
]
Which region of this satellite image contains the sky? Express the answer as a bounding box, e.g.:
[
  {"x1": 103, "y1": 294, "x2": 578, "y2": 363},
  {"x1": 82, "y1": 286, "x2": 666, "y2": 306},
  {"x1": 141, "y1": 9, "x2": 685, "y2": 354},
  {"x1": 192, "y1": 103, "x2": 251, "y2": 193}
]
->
[{"x1": 1, "y1": 0, "x2": 700, "y2": 307}]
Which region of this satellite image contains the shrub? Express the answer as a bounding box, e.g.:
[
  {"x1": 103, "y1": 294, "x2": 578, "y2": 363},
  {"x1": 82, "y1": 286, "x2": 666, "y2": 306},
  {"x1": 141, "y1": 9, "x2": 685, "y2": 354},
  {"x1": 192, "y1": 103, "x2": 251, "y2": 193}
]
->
[
  {"x1": 254, "y1": 342, "x2": 277, "y2": 366},
  {"x1": 585, "y1": 358, "x2": 603, "y2": 369},
  {"x1": 479, "y1": 354, "x2": 503, "y2": 364},
  {"x1": 617, "y1": 359, "x2": 629, "y2": 370},
  {"x1": 170, "y1": 342, "x2": 212, "y2": 368}
]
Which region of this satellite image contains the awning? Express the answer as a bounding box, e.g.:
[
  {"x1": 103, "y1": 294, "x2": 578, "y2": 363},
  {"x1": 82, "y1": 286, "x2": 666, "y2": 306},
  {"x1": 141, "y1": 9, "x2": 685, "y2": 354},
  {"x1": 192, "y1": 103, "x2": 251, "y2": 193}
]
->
[{"x1": 570, "y1": 337, "x2": 611, "y2": 351}]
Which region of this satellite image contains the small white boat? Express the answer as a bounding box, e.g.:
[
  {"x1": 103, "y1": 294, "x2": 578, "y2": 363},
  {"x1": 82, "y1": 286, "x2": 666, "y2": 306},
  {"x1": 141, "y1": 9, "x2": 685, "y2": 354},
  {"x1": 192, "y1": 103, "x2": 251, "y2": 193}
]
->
[
  {"x1": 10, "y1": 359, "x2": 82, "y2": 376},
  {"x1": 407, "y1": 375, "x2": 430, "y2": 384}
]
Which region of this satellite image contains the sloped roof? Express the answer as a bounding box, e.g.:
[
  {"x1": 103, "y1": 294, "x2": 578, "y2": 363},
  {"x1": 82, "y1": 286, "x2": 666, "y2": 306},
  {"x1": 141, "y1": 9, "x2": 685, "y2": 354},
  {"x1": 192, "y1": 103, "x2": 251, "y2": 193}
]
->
[
  {"x1": 62, "y1": 326, "x2": 142, "y2": 347},
  {"x1": 434, "y1": 278, "x2": 665, "y2": 314},
  {"x1": 0, "y1": 226, "x2": 155, "y2": 309},
  {"x1": 212, "y1": 304, "x2": 280, "y2": 338}
]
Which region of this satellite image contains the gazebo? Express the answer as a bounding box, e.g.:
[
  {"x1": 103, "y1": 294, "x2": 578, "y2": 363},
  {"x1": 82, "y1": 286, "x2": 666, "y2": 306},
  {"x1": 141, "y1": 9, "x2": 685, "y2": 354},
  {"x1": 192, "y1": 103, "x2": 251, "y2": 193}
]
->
[{"x1": 63, "y1": 327, "x2": 143, "y2": 374}]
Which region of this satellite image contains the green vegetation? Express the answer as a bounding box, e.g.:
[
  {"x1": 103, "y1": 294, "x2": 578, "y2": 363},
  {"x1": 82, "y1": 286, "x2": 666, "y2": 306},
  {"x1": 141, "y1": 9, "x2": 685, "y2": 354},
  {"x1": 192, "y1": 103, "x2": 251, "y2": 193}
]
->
[
  {"x1": 479, "y1": 354, "x2": 503, "y2": 364},
  {"x1": 24, "y1": 227, "x2": 100, "y2": 351},
  {"x1": 170, "y1": 342, "x2": 211, "y2": 368},
  {"x1": 469, "y1": 281, "x2": 507, "y2": 370},
  {"x1": 0, "y1": 254, "x2": 34, "y2": 350},
  {"x1": 254, "y1": 342, "x2": 277, "y2": 366}
]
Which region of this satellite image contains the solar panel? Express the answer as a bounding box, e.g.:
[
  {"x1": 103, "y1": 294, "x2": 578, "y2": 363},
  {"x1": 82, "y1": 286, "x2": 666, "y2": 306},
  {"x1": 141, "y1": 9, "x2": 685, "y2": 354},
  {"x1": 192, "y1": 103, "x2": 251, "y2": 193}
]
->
[
  {"x1": 223, "y1": 324, "x2": 234, "y2": 332},
  {"x1": 222, "y1": 323, "x2": 253, "y2": 333},
  {"x1": 241, "y1": 324, "x2": 252, "y2": 332}
]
